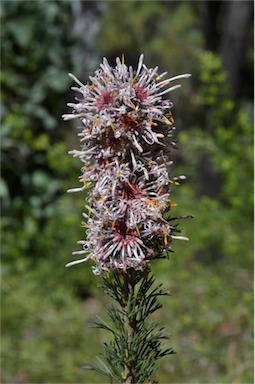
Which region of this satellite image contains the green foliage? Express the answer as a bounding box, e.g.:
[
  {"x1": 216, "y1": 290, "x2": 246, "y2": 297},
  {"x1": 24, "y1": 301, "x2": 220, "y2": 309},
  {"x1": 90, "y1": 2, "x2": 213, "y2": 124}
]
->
[
  {"x1": 1, "y1": 0, "x2": 83, "y2": 267},
  {"x1": 1, "y1": 0, "x2": 75, "y2": 197},
  {"x1": 153, "y1": 255, "x2": 253, "y2": 384},
  {"x1": 99, "y1": 1, "x2": 202, "y2": 72},
  {"x1": 88, "y1": 270, "x2": 174, "y2": 383},
  {"x1": 1, "y1": 259, "x2": 102, "y2": 384},
  {"x1": 176, "y1": 51, "x2": 253, "y2": 263}
]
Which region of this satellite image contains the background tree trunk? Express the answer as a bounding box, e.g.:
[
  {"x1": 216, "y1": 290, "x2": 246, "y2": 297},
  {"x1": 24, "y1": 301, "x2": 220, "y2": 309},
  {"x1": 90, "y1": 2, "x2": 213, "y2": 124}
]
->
[
  {"x1": 220, "y1": 1, "x2": 253, "y2": 97},
  {"x1": 70, "y1": 0, "x2": 104, "y2": 74},
  {"x1": 204, "y1": 0, "x2": 222, "y2": 51}
]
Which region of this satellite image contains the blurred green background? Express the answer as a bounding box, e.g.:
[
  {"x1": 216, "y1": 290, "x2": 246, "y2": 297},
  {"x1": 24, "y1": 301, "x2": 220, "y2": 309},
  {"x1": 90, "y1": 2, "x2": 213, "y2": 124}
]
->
[{"x1": 1, "y1": 1, "x2": 253, "y2": 383}]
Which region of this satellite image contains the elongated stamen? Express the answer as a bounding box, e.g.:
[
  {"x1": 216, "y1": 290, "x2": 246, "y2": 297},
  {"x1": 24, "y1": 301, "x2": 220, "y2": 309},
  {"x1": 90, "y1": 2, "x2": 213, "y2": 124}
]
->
[
  {"x1": 171, "y1": 235, "x2": 189, "y2": 241},
  {"x1": 136, "y1": 54, "x2": 144, "y2": 78},
  {"x1": 68, "y1": 73, "x2": 85, "y2": 87},
  {"x1": 65, "y1": 256, "x2": 89, "y2": 267}
]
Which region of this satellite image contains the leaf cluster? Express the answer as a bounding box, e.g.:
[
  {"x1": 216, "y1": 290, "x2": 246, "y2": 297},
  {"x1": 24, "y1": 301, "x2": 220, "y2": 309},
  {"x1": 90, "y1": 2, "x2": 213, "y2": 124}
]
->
[
  {"x1": 87, "y1": 270, "x2": 175, "y2": 383},
  {"x1": 1, "y1": 1, "x2": 77, "y2": 222}
]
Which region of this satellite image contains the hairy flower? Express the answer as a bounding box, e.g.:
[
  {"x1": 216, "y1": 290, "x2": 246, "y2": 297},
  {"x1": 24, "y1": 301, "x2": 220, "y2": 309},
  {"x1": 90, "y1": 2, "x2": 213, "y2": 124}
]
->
[{"x1": 63, "y1": 54, "x2": 190, "y2": 274}]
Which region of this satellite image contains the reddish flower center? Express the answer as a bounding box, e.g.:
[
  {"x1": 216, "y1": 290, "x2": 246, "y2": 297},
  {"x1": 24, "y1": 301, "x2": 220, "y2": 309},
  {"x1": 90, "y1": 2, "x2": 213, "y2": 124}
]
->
[
  {"x1": 114, "y1": 220, "x2": 128, "y2": 238},
  {"x1": 124, "y1": 183, "x2": 145, "y2": 199},
  {"x1": 118, "y1": 113, "x2": 138, "y2": 131},
  {"x1": 133, "y1": 84, "x2": 149, "y2": 102},
  {"x1": 96, "y1": 89, "x2": 114, "y2": 109}
]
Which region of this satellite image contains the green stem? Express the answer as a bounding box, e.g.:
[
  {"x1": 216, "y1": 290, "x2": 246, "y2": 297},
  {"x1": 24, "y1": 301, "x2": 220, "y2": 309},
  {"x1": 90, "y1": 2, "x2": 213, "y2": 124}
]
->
[
  {"x1": 90, "y1": 269, "x2": 174, "y2": 383},
  {"x1": 124, "y1": 275, "x2": 135, "y2": 384}
]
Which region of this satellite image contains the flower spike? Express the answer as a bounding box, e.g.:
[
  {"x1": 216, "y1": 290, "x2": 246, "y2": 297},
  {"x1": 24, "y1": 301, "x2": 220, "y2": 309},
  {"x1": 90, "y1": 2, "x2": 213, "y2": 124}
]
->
[{"x1": 63, "y1": 55, "x2": 190, "y2": 274}]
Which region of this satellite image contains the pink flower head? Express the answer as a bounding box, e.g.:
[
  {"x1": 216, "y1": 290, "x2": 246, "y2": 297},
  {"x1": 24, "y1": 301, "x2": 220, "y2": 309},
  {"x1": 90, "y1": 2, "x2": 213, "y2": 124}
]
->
[{"x1": 63, "y1": 55, "x2": 190, "y2": 274}]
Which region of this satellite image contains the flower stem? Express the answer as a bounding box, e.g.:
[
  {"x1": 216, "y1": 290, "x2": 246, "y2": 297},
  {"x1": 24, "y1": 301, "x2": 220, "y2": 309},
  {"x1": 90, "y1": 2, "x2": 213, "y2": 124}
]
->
[
  {"x1": 124, "y1": 275, "x2": 135, "y2": 383},
  {"x1": 88, "y1": 269, "x2": 175, "y2": 383}
]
